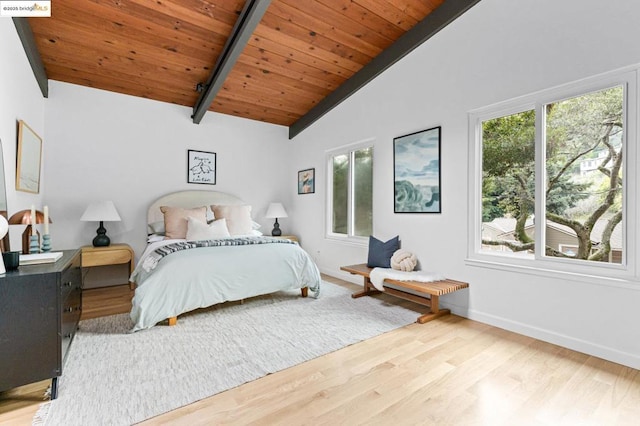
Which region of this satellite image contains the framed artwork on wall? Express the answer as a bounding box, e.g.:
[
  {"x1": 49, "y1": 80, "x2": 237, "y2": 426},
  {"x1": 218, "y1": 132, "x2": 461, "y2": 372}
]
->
[
  {"x1": 298, "y1": 168, "x2": 315, "y2": 194},
  {"x1": 393, "y1": 126, "x2": 441, "y2": 213},
  {"x1": 187, "y1": 149, "x2": 216, "y2": 185},
  {"x1": 16, "y1": 120, "x2": 43, "y2": 194}
]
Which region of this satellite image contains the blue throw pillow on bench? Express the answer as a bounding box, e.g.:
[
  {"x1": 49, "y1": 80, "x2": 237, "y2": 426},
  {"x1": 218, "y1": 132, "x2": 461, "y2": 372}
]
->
[{"x1": 367, "y1": 235, "x2": 400, "y2": 268}]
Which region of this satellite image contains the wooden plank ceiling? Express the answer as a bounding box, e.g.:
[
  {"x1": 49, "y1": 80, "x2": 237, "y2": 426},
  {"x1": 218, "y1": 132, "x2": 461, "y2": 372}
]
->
[{"x1": 27, "y1": 0, "x2": 453, "y2": 134}]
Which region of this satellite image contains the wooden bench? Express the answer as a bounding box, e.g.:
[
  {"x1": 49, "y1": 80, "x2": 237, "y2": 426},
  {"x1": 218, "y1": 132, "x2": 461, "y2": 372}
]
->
[{"x1": 340, "y1": 263, "x2": 468, "y2": 324}]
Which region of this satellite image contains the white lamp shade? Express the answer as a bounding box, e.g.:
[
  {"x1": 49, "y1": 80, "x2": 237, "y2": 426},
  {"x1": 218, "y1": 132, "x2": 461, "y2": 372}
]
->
[
  {"x1": 265, "y1": 203, "x2": 288, "y2": 219},
  {"x1": 80, "y1": 201, "x2": 121, "y2": 222}
]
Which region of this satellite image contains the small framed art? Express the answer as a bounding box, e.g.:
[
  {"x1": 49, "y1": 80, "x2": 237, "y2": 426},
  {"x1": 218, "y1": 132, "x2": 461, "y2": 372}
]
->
[
  {"x1": 187, "y1": 149, "x2": 216, "y2": 185},
  {"x1": 393, "y1": 126, "x2": 441, "y2": 213},
  {"x1": 298, "y1": 168, "x2": 315, "y2": 194}
]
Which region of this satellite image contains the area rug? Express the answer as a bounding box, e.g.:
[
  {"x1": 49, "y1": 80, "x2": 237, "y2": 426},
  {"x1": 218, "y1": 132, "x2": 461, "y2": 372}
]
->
[{"x1": 41, "y1": 281, "x2": 418, "y2": 425}]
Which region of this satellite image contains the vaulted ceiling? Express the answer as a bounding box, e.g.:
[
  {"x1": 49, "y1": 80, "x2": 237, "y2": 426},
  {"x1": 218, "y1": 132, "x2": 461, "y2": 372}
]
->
[{"x1": 17, "y1": 0, "x2": 480, "y2": 138}]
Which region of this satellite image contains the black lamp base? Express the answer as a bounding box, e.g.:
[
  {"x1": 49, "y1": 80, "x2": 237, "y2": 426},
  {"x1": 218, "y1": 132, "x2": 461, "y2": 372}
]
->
[
  {"x1": 93, "y1": 221, "x2": 111, "y2": 247},
  {"x1": 271, "y1": 219, "x2": 282, "y2": 237}
]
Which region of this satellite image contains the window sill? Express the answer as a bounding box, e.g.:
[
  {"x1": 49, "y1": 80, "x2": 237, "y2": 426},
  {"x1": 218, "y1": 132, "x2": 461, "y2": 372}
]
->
[
  {"x1": 324, "y1": 234, "x2": 368, "y2": 248},
  {"x1": 465, "y1": 257, "x2": 640, "y2": 291}
]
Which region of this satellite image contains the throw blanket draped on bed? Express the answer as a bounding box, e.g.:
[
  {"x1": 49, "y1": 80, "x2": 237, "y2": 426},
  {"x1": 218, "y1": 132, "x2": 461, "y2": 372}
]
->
[{"x1": 142, "y1": 236, "x2": 295, "y2": 272}]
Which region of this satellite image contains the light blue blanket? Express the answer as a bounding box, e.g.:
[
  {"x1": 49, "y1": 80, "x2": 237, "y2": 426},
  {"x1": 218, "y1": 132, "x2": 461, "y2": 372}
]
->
[{"x1": 130, "y1": 237, "x2": 321, "y2": 331}]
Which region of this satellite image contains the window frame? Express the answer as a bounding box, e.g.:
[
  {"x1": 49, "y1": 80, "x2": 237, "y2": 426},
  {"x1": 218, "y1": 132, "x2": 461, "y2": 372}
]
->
[
  {"x1": 467, "y1": 68, "x2": 638, "y2": 285},
  {"x1": 325, "y1": 139, "x2": 375, "y2": 245}
]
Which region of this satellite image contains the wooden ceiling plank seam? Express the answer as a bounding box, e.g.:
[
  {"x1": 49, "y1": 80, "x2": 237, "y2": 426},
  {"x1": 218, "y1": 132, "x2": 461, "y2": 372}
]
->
[
  {"x1": 32, "y1": 20, "x2": 216, "y2": 74},
  {"x1": 39, "y1": 49, "x2": 202, "y2": 98},
  {"x1": 278, "y1": 0, "x2": 395, "y2": 49},
  {"x1": 236, "y1": 50, "x2": 343, "y2": 92},
  {"x1": 261, "y1": 4, "x2": 378, "y2": 64},
  {"x1": 218, "y1": 82, "x2": 315, "y2": 115},
  {"x1": 48, "y1": 1, "x2": 227, "y2": 60},
  {"x1": 289, "y1": 0, "x2": 482, "y2": 139},
  {"x1": 314, "y1": 0, "x2": 404, "y2": 41},
  {"x1": 382, "y1": 0, "x2": 441, "y2": 21},
  {"x1": 231, "y1": 60, "x2": 332, "y2": 98},
  {"x1": 211, "y1": 95, "x2": 299, "y2": 126},
  {"x1": 352, "y1": 0, "x2": 419, "y2": 32},
  {"x1": 241, "y1": 45, "x2": 347, "y2": 87},
  {"x1": 248, "y1": 33, "x2": 353, "y2": 79},
  {"x1": 14, "y1": 18, "x2": 48, "y2": 97},
  {"x1": 124, "y1": 0, "x2": 238, "y2": 35},
  {"x1": 193, "y1": 0, "x2": 272, "y2": 124},
  {"x1": 253, "y1": 26, "x2": 361, "y2": 73},
  {"x1": 45, "y1": 64, "x2": 198, "y2": 107}
]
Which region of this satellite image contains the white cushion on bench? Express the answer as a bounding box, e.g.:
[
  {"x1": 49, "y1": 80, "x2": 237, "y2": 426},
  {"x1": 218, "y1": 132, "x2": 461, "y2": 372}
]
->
[{"x1": 369, "y1": 267, "x2": 446, "y2": 291}]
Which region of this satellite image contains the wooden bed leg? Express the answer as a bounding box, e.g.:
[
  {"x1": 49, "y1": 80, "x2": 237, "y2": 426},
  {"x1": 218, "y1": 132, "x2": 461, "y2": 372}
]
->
[
  {"x1": 301, "y1": 287, "x2": 308, "y2": 297},
  {"x1": 168, "y1": 316, "x2": 177, "y2": 326}
]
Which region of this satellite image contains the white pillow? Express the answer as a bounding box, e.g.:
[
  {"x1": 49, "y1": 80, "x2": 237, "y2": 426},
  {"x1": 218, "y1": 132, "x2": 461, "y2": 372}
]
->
[{"x1": 186, "y1": 217, "x2": 231, "y2": 241}]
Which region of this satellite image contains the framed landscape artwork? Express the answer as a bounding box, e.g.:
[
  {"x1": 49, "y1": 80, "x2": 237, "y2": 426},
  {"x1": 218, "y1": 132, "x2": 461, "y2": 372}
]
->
[
  {"x1": 393, "y1": 126, "x2": 441, "y2": 213},
  {"x1": 187, "y1": 149, "x2": 216, "y2": 185},
  {"x1": 298, "y1": 168, "x2": 315, "y2": 194}
]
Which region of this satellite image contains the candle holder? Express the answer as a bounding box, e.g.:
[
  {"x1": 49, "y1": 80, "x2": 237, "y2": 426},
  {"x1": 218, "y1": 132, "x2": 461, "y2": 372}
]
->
[
  {"x1": 8, "y1": 209, "x2": 53, "y2": 254},
  {"x1": 29, "y1": 234, "x2": 40, "y2": 254},
  {"x1": 41, "y1": 234, "x2": 51, "y2": 252}
]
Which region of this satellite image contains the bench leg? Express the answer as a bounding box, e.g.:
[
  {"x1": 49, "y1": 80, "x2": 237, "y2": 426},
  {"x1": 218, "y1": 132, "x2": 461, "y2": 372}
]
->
[
  {"x1": 351, "y1": 276, "x2": 380, "y2": 298},
  {"x1": 416, "y1": 295, "x2": 450, "y2": 323}
]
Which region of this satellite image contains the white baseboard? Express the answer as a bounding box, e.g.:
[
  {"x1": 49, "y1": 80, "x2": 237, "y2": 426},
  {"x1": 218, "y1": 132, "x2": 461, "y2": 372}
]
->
[
  {"x1": 443, "y1": 303, "x2": 640, "y2": 370},
  {"x1": 320, "y1": 269, "x2": 640, "y2": 370}
]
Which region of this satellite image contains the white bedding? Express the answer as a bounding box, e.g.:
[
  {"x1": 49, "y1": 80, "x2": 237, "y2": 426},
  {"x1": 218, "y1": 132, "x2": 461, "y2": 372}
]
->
[{"x1": 129, "y1": 237, "x2": 321, "y2": 332}]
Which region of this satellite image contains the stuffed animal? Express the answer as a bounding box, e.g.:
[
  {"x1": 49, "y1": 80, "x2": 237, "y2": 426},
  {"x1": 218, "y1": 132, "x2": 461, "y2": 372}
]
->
[{"x1": 390, "y1": 249, "x2": 417, "y2": 272}]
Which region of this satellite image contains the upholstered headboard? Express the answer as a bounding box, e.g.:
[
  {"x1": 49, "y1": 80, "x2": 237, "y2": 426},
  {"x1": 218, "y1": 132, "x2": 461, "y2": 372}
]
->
[{"x1": 147, "y1": 190, "x2": 244, "y2": 234}]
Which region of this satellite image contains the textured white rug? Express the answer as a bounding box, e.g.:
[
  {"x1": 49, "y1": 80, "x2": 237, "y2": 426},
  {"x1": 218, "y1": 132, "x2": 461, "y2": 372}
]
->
[{"x1": 42, "y1": 281, "x2": 418, "y2": 425}]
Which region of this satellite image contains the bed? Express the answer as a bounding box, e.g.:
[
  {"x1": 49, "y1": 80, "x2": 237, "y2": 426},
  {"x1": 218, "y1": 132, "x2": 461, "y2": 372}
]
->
[{"x1": 129, "y1": 190, "x2": 321, "y2": 332}]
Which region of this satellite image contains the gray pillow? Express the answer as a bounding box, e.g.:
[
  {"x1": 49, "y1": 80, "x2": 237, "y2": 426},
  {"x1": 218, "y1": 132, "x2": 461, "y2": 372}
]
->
[{"x1": 367, "y1": 235, "x2": 400, "y2": 268}]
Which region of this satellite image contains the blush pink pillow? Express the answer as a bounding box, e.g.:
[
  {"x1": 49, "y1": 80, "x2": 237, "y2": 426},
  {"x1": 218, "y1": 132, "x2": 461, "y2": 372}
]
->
[
  {"x1": 160, "y1": 206, "x2": 207, "y2": 239},
  {"x1": 211, "y1": 204, "x2": 253, "y2": 236}
]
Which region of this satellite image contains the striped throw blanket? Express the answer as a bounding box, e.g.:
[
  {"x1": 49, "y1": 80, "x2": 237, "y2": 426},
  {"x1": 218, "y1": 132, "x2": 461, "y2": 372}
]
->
[{"x1": 142, "y1": 236, "x2": 296, "y2": 272}]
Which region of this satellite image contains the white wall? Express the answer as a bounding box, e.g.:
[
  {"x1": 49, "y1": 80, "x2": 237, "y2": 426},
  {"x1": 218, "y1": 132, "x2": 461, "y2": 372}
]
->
[
  {"x1": 44, "y1": 82, "x2": 290, "y2": 256},
  {"x1": 0, "y1": 19, "x2": 46, "y2": 251},
  {"x1": 288, "y1": 0, "x2": 640, "y2": 368}
]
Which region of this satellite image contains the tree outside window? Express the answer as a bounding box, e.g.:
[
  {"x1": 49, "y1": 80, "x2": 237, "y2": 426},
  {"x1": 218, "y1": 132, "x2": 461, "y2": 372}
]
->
[{"x1": 481, "y1": 86, "x2": 624, "y2": 264}]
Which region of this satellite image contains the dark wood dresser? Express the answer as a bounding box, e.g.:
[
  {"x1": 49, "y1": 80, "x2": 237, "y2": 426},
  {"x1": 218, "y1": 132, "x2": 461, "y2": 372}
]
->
[{"x1": 0, "y1": 249, "x2": 82, "y2": 399}]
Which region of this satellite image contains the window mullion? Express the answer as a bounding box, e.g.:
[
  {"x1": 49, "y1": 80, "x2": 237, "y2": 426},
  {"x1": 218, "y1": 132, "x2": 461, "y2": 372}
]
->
[
  {"x1": 348, "y1": 150, "x2": 355, "y2": 237},
  {"x1": 534, "y1": 102, "x2": 545, "y2": 260}
]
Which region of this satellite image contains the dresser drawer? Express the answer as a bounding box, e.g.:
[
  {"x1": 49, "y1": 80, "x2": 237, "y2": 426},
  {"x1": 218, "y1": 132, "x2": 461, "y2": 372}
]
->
[{"x1": 61, "y1": 258, "x2": 82, "y2": 299}]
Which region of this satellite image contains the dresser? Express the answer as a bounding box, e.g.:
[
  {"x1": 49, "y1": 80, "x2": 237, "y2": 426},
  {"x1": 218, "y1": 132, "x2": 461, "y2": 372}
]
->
[{"x1": 0, "y1": 249, "x2": 82, "y2": 399}]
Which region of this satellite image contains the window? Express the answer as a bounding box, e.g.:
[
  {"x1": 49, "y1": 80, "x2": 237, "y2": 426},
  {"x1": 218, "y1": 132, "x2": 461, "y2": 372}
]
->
[
  {"x1": 469, "y1": 69, "x2": 638, "y2": 281},
  {"x1": 327, "y1": 142, "x2": 373, "y2": 241}
]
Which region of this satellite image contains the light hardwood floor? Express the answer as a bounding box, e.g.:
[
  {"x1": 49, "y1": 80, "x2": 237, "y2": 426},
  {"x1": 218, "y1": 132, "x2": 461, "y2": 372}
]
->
[{"x1": 1, "y1": 275, "x2": 639, "y2": 425}]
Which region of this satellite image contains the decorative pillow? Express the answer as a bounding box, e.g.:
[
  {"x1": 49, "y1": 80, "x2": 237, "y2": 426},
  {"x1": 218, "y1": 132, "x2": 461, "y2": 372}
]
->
[
  {"x1": 211, "y1": 204, "x2": 253, "y2": 236},
  {"x1": 367, "y1": 235, "x2": 400, "y2": 268},
  {"x1": 186, "y1": 217, "x2": 231, "y2": 241},
  {"x1": 160, "y1": 206, "x2": 207, "y2": 239}
]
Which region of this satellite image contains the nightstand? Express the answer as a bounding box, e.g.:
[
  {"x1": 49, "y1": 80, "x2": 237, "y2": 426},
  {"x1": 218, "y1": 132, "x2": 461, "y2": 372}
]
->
[
  {"x1": 81, "y1": 244, "x2": 135, "y2": 289},
  {"x1": 279, "y1": 235, "x2": 299, "y2": 243}
]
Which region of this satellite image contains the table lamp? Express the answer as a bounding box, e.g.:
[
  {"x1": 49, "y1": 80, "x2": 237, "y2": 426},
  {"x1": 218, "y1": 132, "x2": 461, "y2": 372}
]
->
[
  {"x1": 265, "y1": 202, "x2": 288, "y2": 236},
  {"x1": 81, "y1": 201, "x2": 121, "y2": 247},
  {"x1": 8, "y1": 208, "x2": 52, "y2": 254}
]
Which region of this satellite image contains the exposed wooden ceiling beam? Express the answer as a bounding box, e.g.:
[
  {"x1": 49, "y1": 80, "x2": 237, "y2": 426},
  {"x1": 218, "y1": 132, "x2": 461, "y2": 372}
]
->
[
  {"x1": 192, "y1": 0, "x2": 271, "y2": 124},
  {"x1": 288, "y1": 0, "x2": 482, "y2": 139},
  {"x1": 13, "y1": 18, "x2": 48, "y2": 97}
]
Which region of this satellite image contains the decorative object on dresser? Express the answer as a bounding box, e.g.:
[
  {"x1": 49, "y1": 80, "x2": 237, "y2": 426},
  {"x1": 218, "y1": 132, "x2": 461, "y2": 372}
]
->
[
  {"x1": 15, "y1": 120, "x2": 43, "y2": 194},
  {"x1": 81, "y1": 243, "x2": 135, "y2": 290},
  {"x1": 298, "y1": 167, "x2": 315, "y2": 194},
  {"x1": 265, "y1": 202, "x2": 288, "y2": 236},
  {"x1": 394, "y1": 126, "x2": 441, "y2": 213},
  {"x1": 80, "y1": 201, "x2": 121, "y2": 247},
  {"x1": 0, "y1": 214, "x2": 8, "y2": 273},
  {"x1": 8, "y1": 207, "x2": 52, "y2": 254},
  {"x1": 187, "y1": 149, "x2": 216, "y2": 185},
  {"x1": 0, "y1": 249, "x2": 82, "y2": 400}
]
